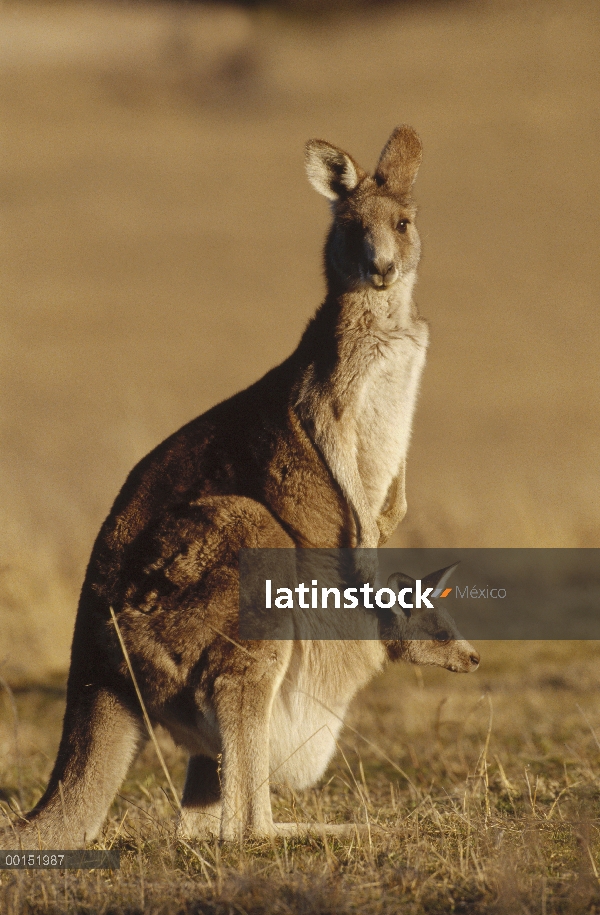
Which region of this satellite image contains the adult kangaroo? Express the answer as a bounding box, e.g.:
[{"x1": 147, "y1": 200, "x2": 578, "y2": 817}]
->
[{"x1": 2, "y1": 126, "x2": 478, "y2": 848}]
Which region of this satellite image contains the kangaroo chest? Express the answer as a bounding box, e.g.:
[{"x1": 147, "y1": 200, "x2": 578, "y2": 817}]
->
[{"x1": 355, "y1": 324, "x2": 427, "y2": 514}]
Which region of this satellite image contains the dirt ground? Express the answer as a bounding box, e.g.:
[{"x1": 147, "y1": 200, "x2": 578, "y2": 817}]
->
[{"x1": 1, "y1": 0, "x2": 599, "y2": 671}]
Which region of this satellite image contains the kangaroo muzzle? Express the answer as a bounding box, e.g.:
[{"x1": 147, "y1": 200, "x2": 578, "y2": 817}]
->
[
  {"x1": 368, "y1": 260, "x2": 398, "y2": 289},
  {"x1": 363, "y1": 229, "x2": 399, "y2": 289}
]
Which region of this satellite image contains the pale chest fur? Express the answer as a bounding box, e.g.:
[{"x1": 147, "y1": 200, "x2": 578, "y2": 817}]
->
[
  {"x1": 355, "y1": 315, "x2": 428, "y2": 514},
  {"x1": 268, "y1": 640, "x2": 385, "y2": 789}
]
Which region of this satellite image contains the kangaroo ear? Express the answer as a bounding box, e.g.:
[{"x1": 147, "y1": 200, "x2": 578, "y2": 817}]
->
[
  {"x1": 375, "y1": 125, "x2": 422, "y2": 196},
  {"x1": 305, "y1": 140, "x2": 365, "y2": 201},
  {"x1": 421, "y1": 562, "x2": 460, "y2": 591}
]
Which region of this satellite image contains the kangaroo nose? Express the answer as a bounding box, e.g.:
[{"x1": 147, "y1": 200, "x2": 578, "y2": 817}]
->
[
  {"x1": 368, "y1": 260, "x2": 394, "y2": 278},
  {"x1": 368, "y1": 261, "x2": 396, "y2": 288},
  {"x1": 470, "y1": 651, "x2": 480, "y2": 668}
]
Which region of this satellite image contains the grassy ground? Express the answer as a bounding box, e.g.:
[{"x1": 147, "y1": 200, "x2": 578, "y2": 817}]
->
[{"x1": 3, "y1": 642, "x2": 600, "y2": 913}]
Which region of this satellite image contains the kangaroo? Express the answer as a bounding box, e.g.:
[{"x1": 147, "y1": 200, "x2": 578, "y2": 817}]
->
[{"x1": 1, "y1": 126, "x2": 479, "y2": 848}]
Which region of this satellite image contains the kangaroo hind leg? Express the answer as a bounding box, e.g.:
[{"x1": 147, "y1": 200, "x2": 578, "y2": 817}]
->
[
  {"x1": 215, "y1": 640, "x2": 293, "y2": 841},
  {"x1": 177, "y1": 755, "x2": 222, "y2": 839}
]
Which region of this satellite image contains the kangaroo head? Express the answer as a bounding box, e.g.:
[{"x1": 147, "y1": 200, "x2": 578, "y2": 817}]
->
[
  {"x1": 381, "y1": 563, "x2": 480, "y2": 673},
  {"x1": 305, "y1": 125, "x2": 422, "y2": 293}
]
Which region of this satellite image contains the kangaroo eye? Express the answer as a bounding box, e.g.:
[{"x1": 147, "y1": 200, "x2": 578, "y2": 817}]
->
[
  {"x1": 396, "y1": 220, "x2": 409, "y2": 234},
  {"x1": 434, "y1": 630, "x2": 450, "y2": 643}
]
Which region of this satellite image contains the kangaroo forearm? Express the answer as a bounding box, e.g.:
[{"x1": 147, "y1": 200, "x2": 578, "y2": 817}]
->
[
  {"x1": 312, "y1": 423, "x2": 379, "y2": 548},
  {"x1": 377, "y1": 463, "x2": 407, "y2": 545}
]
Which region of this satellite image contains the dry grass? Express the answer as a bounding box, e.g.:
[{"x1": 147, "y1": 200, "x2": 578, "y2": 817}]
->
[{"x1": 3, "y1": 642, "x2": 600, "y2": 913}]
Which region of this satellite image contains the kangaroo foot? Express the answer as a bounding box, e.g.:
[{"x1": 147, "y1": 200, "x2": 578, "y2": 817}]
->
[{"x1": 273, "y1": 822, "x2": 374, "y2": 839}]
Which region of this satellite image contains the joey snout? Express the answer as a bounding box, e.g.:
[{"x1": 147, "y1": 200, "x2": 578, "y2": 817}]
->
[
  {"x1": 404, "y1": 637, "x2": 480, "y2": 673},
  {"x1": 444, "y1": 641, "x2": 481, "y2": 673}
]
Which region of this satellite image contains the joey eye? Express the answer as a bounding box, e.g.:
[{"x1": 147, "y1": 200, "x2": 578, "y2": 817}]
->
[
  {"x1": 434, "y1": 630, "x2": 451, "y2": 643},
  {"x1": 396, "y1": 219, "x2": 409, "y2": 234}
]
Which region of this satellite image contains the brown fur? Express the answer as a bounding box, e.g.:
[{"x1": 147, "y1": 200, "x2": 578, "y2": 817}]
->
[{"x1": 1, "y1": 127, "x2": 480, "y2": 848}]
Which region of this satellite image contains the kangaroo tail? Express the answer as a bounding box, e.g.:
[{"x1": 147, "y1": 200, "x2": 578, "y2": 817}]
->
[{"x1": 1, "y1": 687, "x2": 143, "y2": 849}]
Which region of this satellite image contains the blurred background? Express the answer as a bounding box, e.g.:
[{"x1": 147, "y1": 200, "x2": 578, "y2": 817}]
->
[{"x1": 1, "y1": 0, "x2": 598, "y2": 680}]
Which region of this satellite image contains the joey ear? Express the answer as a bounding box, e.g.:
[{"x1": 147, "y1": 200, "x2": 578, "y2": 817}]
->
[
  {"x1": 305, "y1": 140, "x2": 364, "y2": 201},
  {"x1": 421, "y1": 562, "x2": 460, "y2": 592},
  {"x1": 387, "y1": 571, "x2": 414, "y2": 619},
  {"x1": 375, "y1": 125, "x2": 422, "y2": 196},
  {"x1": 387, "y1": 571, "x2": 414, "y2": 591}
]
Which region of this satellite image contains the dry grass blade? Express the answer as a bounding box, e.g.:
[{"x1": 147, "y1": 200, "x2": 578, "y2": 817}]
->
[
  {"x1": 178, "y1": 838, "x2": 215, "y2": 887},
  {"x1": 109, "y1": 606, "x2": 181, "y2": 813}
]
